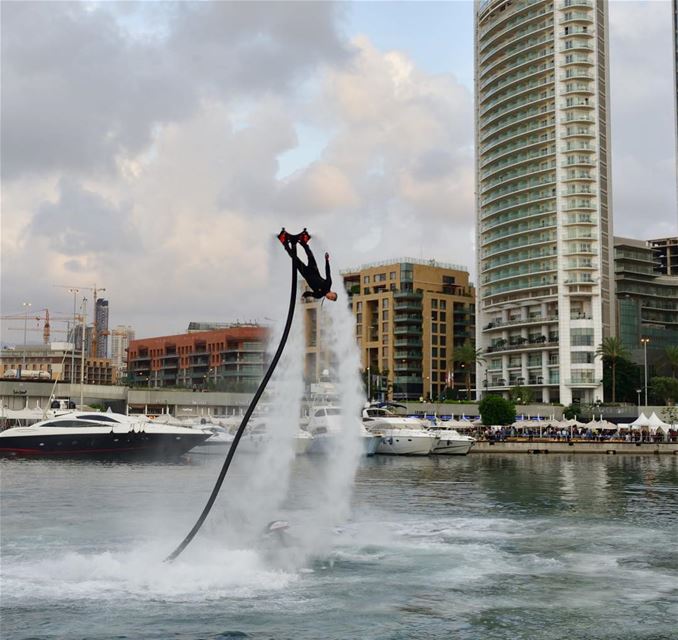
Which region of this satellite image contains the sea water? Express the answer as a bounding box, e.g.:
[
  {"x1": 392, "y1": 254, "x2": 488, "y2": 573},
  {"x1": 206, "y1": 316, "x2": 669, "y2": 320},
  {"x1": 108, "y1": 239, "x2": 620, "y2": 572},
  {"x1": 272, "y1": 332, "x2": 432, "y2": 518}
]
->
[{"x1": 1, "y1": 454, "x2": 677, "y2": 639}]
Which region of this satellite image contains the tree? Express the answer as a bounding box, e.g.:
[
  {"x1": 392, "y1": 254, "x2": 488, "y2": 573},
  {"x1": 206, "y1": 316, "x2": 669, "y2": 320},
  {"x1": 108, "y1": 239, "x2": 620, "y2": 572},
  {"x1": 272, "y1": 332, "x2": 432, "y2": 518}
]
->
[
  {"x1": 665, "y1": 346, "x2": 678, "y2": 379},
  {"x1": 601, "y1": 356, "x2": 642, "y2": 404},
  {"x1": 508, "y1": 385, "x2": 534, "y2": 404},
  {"x1": 453, "y1": 341, "x2": 484, "y2": 401},
  {"x1": 479, "y1": 395, "x2": 516, "y2": 426},
  {"x1": 595, "y1": 337, "x2": 630, "y2": 403},
  {"x1": 649, "y1": 377, "x2": 678, "y2": 404}
]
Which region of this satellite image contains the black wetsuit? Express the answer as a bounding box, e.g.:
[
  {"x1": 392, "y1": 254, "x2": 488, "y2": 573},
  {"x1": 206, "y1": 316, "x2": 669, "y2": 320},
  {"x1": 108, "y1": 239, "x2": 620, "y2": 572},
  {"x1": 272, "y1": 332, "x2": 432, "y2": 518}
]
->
[{"x1": 285, "y1": 241, "x2": 332, "y2": 299}]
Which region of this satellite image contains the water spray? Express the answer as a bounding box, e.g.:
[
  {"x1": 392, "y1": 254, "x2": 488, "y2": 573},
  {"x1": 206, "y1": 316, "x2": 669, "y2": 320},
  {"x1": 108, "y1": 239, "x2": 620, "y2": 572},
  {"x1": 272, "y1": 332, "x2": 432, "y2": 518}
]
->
[{"x1": 165, "y1": 254, "x2": 298, "y2": 562}]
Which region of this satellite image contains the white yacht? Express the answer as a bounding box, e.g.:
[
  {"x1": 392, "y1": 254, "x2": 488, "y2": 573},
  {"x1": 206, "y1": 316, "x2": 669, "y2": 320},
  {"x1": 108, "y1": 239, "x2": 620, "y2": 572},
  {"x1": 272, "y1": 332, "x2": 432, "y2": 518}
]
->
[
  {"x1": 306, "y1": 405, "x2": 381, "y2": 456},
  {"x1": 236, "y1": 421, "x2": 313, "y2": 455},
  {"x1": 428, "y1": 424, "x2": 475, "y2": 455},
  {"x1": 361, "y1": 405, "x2": 438, "y2": 456}
]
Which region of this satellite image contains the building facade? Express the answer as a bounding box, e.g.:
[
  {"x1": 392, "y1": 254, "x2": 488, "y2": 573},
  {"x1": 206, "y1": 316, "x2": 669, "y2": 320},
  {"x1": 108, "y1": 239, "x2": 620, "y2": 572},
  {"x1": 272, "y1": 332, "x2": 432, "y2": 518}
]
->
[
  {"x1": 475, "y1": 0, "x2": 614, "y2": 405},
  {"x1": 127, "y1": 325, "x2": 268, "y2": 391},
  {"x1": 0, "y1": 343, "x2": 115, "y2": 385},
  {"x1": 615, "y1": 237, "x2": 678, "y2": 369},
  {"x1": 649, "y1": 236, "x2": 678, "y2": 277},
  {"x1": 305, "y1": 258, "x2": 475, "y2": 401},
  {"x1": 110, "y1": 325, "x2": 135, "y2": 380},
  {"x1": 94, "y1": 298, "x2": 109, "y2": 357}
]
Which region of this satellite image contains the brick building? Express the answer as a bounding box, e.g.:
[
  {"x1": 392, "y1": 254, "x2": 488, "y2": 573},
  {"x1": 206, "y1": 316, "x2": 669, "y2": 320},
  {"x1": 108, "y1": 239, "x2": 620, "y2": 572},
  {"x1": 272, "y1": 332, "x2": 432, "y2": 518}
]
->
[{"x1": 127, "y1": 325, "x2": 268, "y2": 391}]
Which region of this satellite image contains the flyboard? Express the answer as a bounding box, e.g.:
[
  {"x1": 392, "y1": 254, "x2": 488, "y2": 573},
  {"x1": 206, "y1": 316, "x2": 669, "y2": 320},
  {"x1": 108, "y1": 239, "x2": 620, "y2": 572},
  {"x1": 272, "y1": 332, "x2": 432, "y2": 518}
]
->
[{"x1": 165, "y1": 228, "x2": 311, "y2": 562}]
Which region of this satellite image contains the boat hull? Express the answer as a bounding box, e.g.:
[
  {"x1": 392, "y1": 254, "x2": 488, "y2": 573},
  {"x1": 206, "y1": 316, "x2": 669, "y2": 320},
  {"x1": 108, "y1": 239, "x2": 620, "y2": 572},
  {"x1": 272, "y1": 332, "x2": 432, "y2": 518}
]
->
[
  {"x1": 307, "y1": 434, "x2": 381, "y2": 456},
  {"x1": 431, "y1": 439, "x2": 475, "y2": 455},
  {"x1": 374, "y1": 433, "x2": 438, "y2": 456},
  {"x1": 0, "y1": 431, "x2": 210, "y2": 459}
]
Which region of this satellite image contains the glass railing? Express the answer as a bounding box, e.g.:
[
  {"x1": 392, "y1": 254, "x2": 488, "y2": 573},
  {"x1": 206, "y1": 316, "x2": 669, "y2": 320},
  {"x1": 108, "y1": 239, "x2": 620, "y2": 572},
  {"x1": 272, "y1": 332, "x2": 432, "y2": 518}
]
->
[
  {"x1": 481, "y1": 132, "x2": 556, "y2": 167},
  {"x1": 483, "y1": 176, "x2": 556, "y2": 208},
  {"x1": 484, "y1": 234, "x2": 557, "y2": 257},
  {"x1": 479, "y1": 18, "x2": 553, "y2": 67},
  {"x1": 482, "y1": 90, "x2": 555, "y2": 128},
  {"x1": 482, "y1": 147, "x2": 555, "y2": 181},
  {"x1": 482, "y1": 263, "x2": 557, "y2": 285},
  {"x1": 480, "y1": 118, "x2": 553, "y2": 155},
  {"x1": 479, "y1": 0, "x2": 549, "y2": 46},
  {"x1": 482, "y1": 62, "x2": 554, "y2": 102},
  {"x1": 480, "y1": 75, "x2": 553, "y2": 116},
  {"x1": 481, "y1": 35, "x2": 555, "y2": 80},
  {"x1": 483, "y1": 207, "x2": 557, "y2": 232},
  {"x1": 482, "y1": 192, "x2": 555, "y2": 218},
  {"x1": 482, "y1": 246, "x2": 558, "y2": 271},
  {"x1": 482, "y1": 161, "x2": 557, "y2": 192}
]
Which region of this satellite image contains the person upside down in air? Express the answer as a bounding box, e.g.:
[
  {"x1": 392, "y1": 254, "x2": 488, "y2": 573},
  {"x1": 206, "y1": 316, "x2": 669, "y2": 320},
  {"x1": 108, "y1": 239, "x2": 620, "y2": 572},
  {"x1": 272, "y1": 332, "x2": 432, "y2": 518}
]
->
[{"x1": 278, "y1": 228, "x2": 338, "y2": 301}]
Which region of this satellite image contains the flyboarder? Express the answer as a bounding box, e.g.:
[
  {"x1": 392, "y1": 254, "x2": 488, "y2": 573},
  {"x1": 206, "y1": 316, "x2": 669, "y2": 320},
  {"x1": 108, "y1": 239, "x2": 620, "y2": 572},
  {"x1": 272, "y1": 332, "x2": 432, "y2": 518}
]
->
[{"x1": 278, "y1": 228, "x2": 338, "y2": 301}]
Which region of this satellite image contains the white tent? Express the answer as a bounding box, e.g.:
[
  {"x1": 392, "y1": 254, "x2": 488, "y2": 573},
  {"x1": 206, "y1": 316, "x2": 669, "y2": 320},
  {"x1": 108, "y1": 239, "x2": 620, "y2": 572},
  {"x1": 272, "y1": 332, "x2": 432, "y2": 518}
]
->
[
  {"x1": 647, "y1": 412, "x2": 671, "y2": 433},
  {"x1": 585, "y1": 419, "x2": 618, "y2": 431},
  {"x1": 629, "y1": 412, "x2": 650, "y2": 429}
]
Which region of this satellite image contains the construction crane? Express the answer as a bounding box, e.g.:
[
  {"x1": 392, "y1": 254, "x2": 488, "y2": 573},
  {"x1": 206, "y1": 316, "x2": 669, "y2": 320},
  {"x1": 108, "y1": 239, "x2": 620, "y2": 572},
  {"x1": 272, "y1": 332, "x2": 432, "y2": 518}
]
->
[
  {"x1": 53, "y1": 283, "x2": 107, "y2": 357},
  {"x1": 3, "y1": 309, "x2": 72, "y2": 344}
]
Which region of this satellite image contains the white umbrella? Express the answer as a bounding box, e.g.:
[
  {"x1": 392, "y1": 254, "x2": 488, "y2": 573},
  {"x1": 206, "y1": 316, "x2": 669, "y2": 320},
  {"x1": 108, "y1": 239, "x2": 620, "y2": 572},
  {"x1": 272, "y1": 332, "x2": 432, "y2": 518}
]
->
[{"x1": 630, "y1": 412, "x2": 650, "y2": 429}]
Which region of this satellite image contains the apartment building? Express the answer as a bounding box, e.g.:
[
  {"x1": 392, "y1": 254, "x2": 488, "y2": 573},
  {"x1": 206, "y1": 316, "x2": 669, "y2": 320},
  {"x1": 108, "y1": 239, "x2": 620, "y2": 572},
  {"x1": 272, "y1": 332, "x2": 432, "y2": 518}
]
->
[
  {"x1": 475, "y1": 0, "x2": 614, "y2": 404},
  {"x1": 615, "y1": 237, "x2": 678, "y2": 368},
  {"x1": 127, "y1": 325, "x2": 268, "y2": 391},
  {"x1": 302, "y1": 258, "x2": 475, "y2": 401}
]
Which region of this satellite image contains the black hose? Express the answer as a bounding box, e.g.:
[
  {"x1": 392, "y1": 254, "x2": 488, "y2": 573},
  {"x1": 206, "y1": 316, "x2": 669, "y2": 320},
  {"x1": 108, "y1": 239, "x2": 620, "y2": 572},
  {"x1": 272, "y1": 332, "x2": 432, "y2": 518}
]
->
[{"x1": 165, "y1": 259, "x2": 298, "y2": 562}]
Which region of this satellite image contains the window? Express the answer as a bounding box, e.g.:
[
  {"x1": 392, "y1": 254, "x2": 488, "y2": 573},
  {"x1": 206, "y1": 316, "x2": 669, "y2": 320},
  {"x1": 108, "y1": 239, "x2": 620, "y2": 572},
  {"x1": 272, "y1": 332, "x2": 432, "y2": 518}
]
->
[
  {"x1": 390, "y1": 272, "x2": 396, "y2": 280},
  {"x1": 439, "y1": 323, "x2": 447, "y2": 333},
  {"x1": 440, "y1": 300, "x2": 446, "y2": 310},
  {"x1": 440, "y1": 348, "x2": 446, "y2": 359},
  {"x1": 363, "y1": 276, "x2": 370, "y2": 284},
  {"x1": 432, "y1": 335, "x2": 438, "y2": 345},
  {"x1": 432, "y1": 323, "x2": 438, "y2": 333},
  {"x1": 440, "y1": 312, "x2": 446, "y2": 322},
  {"x1": 356, "y1": 313, "x2": 362, "y2": 323},
  {"x1": 571, "y1": 351, "x2": 594, "y2": 364},
  {"x1": 431, "y1": 299, "x2": 438, "y2": 309},
  {"x1": 356, "y1": 301, "x2": 362, "y2": 312},
  {"x1": 382, "y1": 299, "x2": 389, "y2": 309},
  {"x1": 382, "y1": 322, "x2": 389, "y2": 333},
  {"x1": 432, "y1": 347, "x2": 438, "y2": 357},
  {"x1": 382, "y1": 310, "x2": 389, "y2": 321},
  {"x1": 571, "y1": 328, "x2": 594, "y2": 346},
  {"x1": 439, "y1": 336, "x2": 446, "y2": 346},
  {"x1": 432, "y1": 311, "x2": 438, "y2": 321}
]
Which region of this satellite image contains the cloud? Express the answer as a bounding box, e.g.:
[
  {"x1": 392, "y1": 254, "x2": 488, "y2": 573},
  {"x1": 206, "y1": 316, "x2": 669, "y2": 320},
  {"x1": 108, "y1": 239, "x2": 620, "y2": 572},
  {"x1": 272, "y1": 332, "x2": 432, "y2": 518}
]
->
[
  {"x1": 30, "y1": 178, "x2": 140, "y2": 255},
  {"x1": 608, "y1": 0, "x2": 678, "y2": 238},
  {"x1": 1, "y1": 1, "x2": 350, "y2": 181}
]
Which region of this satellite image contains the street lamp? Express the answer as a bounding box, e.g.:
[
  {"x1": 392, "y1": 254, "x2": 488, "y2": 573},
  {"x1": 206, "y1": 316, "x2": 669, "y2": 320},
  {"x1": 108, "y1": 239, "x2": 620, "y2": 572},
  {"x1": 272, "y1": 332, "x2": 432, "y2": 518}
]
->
[
  {"x1": 636, "y1": 388, "x2": 642, "y2": 413},
  {"x1": 640, "y1": 337, "x2": 650, "y2": 408},
  {"x1": 21, "y1": 301, "x2": 31, "y2": 370}
]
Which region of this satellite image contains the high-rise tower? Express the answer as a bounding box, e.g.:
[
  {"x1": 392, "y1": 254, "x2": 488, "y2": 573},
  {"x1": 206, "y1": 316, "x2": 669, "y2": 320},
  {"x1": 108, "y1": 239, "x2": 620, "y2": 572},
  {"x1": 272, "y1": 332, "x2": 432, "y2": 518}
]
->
[
  {"x1": 475, "y1": 0, "x2": 614, "y2": 405},
  {"x1": 94, "y1": 298, "x2": 109, "y2": 358}
]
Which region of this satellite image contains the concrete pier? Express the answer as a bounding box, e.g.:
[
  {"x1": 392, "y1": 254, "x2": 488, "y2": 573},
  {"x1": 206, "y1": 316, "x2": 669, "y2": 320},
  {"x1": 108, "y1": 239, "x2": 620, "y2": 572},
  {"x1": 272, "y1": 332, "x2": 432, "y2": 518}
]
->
[{"x1": 473, "y1": 441, "x2": 678, "y2": 455}]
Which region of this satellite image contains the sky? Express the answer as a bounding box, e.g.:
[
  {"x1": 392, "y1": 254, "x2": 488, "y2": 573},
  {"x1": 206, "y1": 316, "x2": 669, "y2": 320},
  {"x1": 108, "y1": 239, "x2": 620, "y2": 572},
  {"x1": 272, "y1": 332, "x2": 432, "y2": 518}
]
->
[{"x1": 1, "y1": 0, "x2": 676, "y2": 344}]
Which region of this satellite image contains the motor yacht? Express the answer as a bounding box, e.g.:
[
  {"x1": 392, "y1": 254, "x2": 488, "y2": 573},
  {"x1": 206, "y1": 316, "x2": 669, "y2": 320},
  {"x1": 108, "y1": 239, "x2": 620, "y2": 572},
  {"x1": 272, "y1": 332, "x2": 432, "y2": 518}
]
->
[
  {"x1": 306, "y1": 405, "x2": 381, "y2": 456},
  {"x1": 0, "y1": 411, "x2": 211, "y2": 459},
  {"x1": 428, "y1": 425, "x2": 475, "y2": 455},
  {"x1": 235, "y1": 421, "x2": 313, "y2": 455},
  {"x1": 361, "y1": 404, "x2": 438, "y2": 455}
]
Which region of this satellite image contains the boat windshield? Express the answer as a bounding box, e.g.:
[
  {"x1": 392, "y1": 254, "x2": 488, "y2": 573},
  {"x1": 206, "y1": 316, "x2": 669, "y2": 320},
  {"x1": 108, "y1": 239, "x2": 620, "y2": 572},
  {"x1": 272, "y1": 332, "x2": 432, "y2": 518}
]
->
[
  {"x1": 76, "y1": 414, "x2": 122, "y2": 423},
  {"x1": 39, "y1": 420, "x2": 108, "y2": 428}
]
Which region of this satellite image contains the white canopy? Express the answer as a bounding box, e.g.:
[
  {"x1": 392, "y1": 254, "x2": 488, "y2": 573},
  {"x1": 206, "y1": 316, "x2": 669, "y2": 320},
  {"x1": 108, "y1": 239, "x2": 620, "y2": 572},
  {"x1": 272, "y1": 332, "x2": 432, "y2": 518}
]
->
[
  {"x1": 629, "y1": 412, "x2": 650, "y2": 428},
  {"x1": 585, "y1": 419, "x2": 619, "y2": 431}
]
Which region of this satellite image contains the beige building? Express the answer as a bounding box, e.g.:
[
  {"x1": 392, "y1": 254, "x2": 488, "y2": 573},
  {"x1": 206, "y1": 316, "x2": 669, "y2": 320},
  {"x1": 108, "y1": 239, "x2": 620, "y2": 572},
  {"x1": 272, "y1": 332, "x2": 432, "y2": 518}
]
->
[
  {"x1": 0, "y1": 343, "x2": 115, "y2": 385},
  {"x1": 304, "y1": 258, "x2": 475, "y2": 401}
]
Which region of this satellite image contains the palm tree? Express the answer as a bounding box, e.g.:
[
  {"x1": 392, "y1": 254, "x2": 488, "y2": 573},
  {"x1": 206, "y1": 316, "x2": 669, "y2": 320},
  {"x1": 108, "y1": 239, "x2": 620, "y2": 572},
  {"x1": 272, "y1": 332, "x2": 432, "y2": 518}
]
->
[
  {"x1": 665, "y1": 345, "x2": 678, "y2": 379},
  {"x1": 595, "y1": 337, "x2": 630, "y2": 403},
  {"x1": 453, "y1": 341, "x2": 485, "y2": 400}
]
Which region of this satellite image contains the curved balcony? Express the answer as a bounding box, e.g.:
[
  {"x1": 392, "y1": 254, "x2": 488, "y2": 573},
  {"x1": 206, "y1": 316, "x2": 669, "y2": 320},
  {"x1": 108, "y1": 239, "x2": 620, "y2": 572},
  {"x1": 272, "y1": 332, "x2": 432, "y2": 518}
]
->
[
  {"x1": 482, "y1": 146, "x2": 556, "y2": 182},
  {"x1": 559, "y1": 42, "x2": 593, "y2": 54},
  {"x1": 561, "y1": 83, "x2": 593, "y2": 96},
  {"x1": 482, "y1": 191, "x2": 555, "y2": 219},
  {"x1": 394, "y1": 314, "x2": 422, "y2": 324},
  {"x1": 481, "y1": 103, "x2": 554, "y2": 142},
  {"x1": 484, "y1": 221, "x2": 558, "y2": 252},
  {"x1": 480, "y1": 75, "x2": 553, "y2": 116},
  {"x1": 561, "y1": 54, "x2": 594, "y2": 66},
  {"x1": 483, "y1": 208, "x2": 556, "y2": 234},
  {"x1": 479, "y1": 19, "x2": 554, "y2": 70},
  {"x1": 485, "y1": 339, "x2": 560, "y2": 354},
  {"x1": 562, "y1": 128, "x2": 594, "y2": 139},
  {"x1": 481, "y1": 61, "x2": 554, "y2": 103},
  {"x1": 481, "y1": 132, "x2": 556, "y2": 168},
  {"x1": 479, "y1": 0, "x2": 551, "y2": 48},
  {"x1": 482, "y1": 175, "x2": 555, "y2": 209},
  {"x1": 482, "y1": 161, "x2": 557, "y2": 194},
  {"x1": 482, "y1": 263, "x2": 557, "y2": 286},
  {"x1": 480, "y1": 117, "x2": 553, "y2": 155},
  {"x1": 481, "y1": 90, "x2": 555, "y2": 130},
  {"x1": 483, "y1": 315, "x2": 559, "y2": 331},
  {"x1": 482, "y1": 246, "x2": 558, "y2": 272},
  {"x1": 481, "y1": 35, "x2": 554, "y2": 81},
  {"x1": 483, "y1": 234, "x2": 557, "y2": 258}
]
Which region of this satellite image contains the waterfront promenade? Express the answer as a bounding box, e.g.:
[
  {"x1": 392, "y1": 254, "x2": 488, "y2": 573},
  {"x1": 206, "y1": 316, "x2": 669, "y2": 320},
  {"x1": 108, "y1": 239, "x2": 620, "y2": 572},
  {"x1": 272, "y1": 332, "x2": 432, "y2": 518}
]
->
[{"x1": 474, "y1": 440, "x2": 678, "y2": 455}]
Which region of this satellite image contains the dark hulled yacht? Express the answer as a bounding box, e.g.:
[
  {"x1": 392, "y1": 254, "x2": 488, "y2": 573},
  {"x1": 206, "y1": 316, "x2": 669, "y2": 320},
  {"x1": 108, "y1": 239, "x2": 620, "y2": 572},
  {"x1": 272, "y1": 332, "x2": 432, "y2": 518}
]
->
[{"x1": 0, "y1": 411, "x2": 211, "y2": 459}]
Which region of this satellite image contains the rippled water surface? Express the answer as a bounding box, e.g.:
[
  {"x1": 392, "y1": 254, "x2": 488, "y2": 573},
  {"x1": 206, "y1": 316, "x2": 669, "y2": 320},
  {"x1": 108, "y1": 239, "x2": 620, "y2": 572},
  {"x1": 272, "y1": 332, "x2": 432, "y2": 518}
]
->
[{"x1": 2, "y1": 453, "x2": 677, "y2": 639}]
